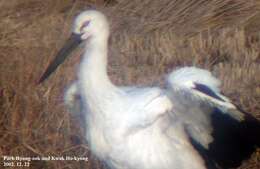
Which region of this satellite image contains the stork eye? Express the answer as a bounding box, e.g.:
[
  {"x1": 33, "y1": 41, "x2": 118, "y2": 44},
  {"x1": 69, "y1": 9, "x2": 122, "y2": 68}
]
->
[{"x1": 80, "y1": 20, "x2": 90, "y2": 32}]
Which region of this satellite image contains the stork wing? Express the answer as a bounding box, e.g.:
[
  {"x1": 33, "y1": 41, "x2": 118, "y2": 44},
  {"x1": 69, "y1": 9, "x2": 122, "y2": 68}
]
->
[
  {"x1": 166, "y1": 67, "x2": 260, "y2": 169},
  {"x1": 122, "y1": 86, "x2": 173, "y2": 130},
  {"x1": 64, "y1": 81, "x2": 82, "y2": 114}
]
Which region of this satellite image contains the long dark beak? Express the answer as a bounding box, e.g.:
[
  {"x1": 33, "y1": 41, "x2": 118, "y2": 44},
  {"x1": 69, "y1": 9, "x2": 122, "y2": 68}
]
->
[{"x1": 37, "y1": 33, "x2": 82, "y2": 84}]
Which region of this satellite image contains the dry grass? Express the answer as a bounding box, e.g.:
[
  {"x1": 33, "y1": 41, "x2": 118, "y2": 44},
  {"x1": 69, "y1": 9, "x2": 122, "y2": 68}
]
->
[{"x1": 0, "y1": 0, "x2": 260, "y2": 169}]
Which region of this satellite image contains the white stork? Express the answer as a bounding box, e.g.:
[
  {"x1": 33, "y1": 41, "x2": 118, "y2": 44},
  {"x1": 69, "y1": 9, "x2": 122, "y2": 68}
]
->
[{"x1": 39, "y1": 10, "x2": 260, "y2": 169}]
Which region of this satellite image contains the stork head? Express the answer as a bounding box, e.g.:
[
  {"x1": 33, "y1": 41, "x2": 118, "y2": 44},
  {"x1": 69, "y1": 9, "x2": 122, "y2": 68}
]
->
[
  {"x1": 38, "y1": 10, "x2": 109, "y2": 84},
  {"x1": 73, "y1": 10, "x2": 109, "y2": 40}
]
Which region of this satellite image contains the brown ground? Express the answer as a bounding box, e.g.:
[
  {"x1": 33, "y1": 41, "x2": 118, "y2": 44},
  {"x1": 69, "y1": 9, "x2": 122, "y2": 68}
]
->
[{"x1": 0, "y1": 0, "x2": 259, "y2": 169}]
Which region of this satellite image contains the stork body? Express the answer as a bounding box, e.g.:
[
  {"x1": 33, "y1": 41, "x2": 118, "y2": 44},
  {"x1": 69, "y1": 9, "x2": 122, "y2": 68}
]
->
[{"x1": 39, "y1": 10, "x2": 260, "y2": 169}]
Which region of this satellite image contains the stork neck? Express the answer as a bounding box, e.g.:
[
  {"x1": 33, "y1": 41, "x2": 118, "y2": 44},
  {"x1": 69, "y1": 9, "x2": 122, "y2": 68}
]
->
[{"x1": 78, "y1": 34, "x2": 115, "y2": 92}]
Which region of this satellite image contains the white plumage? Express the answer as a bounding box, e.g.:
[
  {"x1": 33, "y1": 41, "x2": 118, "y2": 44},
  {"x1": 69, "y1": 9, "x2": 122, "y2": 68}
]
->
[{"x1": 39, "y1": 10, "x2": 260, "y2": 169}]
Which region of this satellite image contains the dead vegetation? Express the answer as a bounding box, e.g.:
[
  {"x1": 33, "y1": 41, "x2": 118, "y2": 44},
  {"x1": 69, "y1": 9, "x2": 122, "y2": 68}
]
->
[{"x1": 0, "y1": 0, "x2": 259, "y2": 169}]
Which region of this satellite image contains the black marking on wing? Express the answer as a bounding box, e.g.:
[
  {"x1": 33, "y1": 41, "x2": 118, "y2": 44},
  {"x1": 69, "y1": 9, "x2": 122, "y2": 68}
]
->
[
  {"x1": 185, "y1": 128, "x2": 218, "y2": 169},
  {"x1": 193, "y1": 83, "x2": 225, "y2": 102},
  {"x1": 187, "y1": 106, "x2": 260, "y2": 169},
  {"x1": 208, "y1": 108, "x2": 260, "y2": 168}
]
